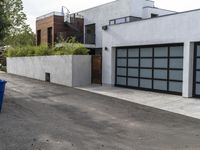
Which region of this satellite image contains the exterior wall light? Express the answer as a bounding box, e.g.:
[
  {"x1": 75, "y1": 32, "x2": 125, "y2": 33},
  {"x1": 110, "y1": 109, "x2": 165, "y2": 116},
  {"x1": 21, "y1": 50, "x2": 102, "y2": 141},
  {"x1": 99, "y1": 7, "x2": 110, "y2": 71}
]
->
[{"x1": 102, "y1": 25, "x2": 108, "y2": 31}]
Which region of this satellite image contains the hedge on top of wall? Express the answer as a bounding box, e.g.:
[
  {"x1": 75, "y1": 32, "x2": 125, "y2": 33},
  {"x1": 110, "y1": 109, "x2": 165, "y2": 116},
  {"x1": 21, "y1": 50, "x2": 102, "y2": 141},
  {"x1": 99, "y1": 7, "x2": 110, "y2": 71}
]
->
[{"x1": 5, "y1": 43, "x2": 90, "y2": 57}]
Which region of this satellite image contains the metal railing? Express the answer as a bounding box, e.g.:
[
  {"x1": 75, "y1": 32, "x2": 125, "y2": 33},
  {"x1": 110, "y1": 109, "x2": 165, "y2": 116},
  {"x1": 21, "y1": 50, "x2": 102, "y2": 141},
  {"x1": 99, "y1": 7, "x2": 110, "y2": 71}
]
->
[{"x1": 64, "y1": 13, "x2": 84, "y2": 23}]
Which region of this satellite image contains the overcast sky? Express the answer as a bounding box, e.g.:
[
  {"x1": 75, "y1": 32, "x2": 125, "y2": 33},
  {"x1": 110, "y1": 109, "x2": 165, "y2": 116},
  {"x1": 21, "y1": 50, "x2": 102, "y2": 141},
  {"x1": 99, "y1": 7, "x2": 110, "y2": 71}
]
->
[{"x1": 22, "y1": 0, "x2": 200, "y2": 32}]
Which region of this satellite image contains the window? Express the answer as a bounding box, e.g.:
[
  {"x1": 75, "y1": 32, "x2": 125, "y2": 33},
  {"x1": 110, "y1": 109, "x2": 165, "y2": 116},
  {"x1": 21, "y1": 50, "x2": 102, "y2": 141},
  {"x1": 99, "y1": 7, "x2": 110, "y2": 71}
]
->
[
  {"x1": 109, "y1": 20, "x2": 115, "y2": 25},
  {"x1": 85, "y1": 24, "x2": 95, "y2": 44},
  {"x1": 151, "y1": 14, "x2": 159, "y2": 18},
  {"x1": 109, "y1": 16, "x2": 141, "y2": 25},
  {"x1": 47, "y1": 27, "x2": 52, "y2": 47},
  {"x1": 115, "y1": 18, "x2": 126, "y2": 24},
  {"x1": 37, "y1": 30, "x2": 41, "y2": 45}
]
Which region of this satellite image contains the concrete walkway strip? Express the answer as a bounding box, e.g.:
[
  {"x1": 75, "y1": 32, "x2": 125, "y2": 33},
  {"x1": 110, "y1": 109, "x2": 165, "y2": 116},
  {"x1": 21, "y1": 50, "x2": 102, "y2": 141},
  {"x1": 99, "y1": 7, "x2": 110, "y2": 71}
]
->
[{"x1": 76, "y1": 85, "x2": 200, "y2": 119}]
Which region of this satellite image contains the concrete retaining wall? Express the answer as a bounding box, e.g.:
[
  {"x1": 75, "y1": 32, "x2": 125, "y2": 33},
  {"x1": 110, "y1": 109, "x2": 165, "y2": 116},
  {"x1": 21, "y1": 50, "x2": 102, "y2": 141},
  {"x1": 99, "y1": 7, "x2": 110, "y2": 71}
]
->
[{"x1": 7, "y1": 55, "x2": 91, "y2": 87}]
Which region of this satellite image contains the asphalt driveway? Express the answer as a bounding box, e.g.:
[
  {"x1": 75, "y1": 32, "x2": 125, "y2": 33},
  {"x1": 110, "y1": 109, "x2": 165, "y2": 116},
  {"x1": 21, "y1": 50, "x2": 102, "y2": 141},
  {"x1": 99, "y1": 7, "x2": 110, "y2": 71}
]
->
[{"x1": 0, "y1": 73, "x2": 200, "y2": 150}]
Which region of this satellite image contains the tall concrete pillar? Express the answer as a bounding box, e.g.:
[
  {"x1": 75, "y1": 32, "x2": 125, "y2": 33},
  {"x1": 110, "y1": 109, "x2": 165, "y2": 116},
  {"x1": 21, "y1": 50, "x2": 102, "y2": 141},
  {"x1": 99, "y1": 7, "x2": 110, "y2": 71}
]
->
[{"x1": 182, "y1": 42, "x2": 194, "y2": 97}]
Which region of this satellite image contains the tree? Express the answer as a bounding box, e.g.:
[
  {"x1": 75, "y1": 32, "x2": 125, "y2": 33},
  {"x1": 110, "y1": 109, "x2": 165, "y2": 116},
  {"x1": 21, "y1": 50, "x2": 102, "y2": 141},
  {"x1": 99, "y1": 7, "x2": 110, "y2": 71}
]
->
[
  {"x1": 0, "y1": 0, "x2": 10, "y2": 45},
  {"x1": 5, "y1": 25, "x2": 36, "y2": 47},
  {"x1": 0, "y1": 0, "x2": 35, "y2": 46}
]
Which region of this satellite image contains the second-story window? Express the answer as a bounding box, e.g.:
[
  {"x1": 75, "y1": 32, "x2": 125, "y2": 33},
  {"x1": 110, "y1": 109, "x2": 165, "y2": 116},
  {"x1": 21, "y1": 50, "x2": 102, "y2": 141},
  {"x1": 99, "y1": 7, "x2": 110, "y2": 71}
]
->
[
  {"x1": 37, "y1": 30, "x2": 41, "y2": 46},
  {"x1": 109, "y1": 20, "x2": 115, "y2": 25},
  {"x1": 151, "y1": 14, "x2": 159, "y2": 18},
  {"x1": 115, "y1": 18, "x2": 126, "y2": 24},
  {"x1": 109, "y1": 16, "x2": 141, "y2": 25},
  {"x1": 85, "y1": 24, "x2": 95, "y2": 44}
]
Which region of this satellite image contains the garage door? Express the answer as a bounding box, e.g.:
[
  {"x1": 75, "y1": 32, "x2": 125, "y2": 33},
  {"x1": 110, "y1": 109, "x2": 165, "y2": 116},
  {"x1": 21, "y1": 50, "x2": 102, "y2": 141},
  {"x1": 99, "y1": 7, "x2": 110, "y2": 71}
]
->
[
  {"x1": 115, "y1": 44, "x2": 184, "y2": 94},
  {"x1": 193, "y1": 43, "x2": 200, "y2": 97}
]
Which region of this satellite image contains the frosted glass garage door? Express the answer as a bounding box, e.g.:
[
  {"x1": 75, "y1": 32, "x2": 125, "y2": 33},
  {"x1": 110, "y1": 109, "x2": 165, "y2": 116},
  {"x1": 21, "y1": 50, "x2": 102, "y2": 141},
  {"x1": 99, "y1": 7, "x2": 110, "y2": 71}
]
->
[
  {"x1": 194, "y1": 44, "x2": 200, "y2": 97},
  {"x1": 116, "y1": 44, "x2": 183, "y2": 94}
]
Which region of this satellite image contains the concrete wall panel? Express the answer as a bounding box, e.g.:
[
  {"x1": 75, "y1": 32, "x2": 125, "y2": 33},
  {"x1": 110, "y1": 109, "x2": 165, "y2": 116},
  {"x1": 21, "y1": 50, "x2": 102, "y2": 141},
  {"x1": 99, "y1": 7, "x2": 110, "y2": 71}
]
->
[{"x1": 7, "y1": 56, "x2": 91, "y2": 87}]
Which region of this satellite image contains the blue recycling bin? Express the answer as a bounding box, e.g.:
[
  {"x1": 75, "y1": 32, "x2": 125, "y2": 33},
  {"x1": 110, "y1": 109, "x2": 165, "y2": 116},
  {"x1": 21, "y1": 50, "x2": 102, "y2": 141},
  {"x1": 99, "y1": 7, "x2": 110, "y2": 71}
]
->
[{"x1": 0, "y1": 80, "x2": 7, "y2": 112}]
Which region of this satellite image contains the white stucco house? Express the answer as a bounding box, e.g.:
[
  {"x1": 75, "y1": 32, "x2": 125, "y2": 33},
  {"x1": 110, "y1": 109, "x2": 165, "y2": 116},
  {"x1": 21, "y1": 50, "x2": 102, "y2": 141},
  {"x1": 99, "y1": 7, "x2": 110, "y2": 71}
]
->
[
  {"x1": 74, "y1": 0, "x2": 200, "y2": 98},
  {"x1": 10, "y1": 0, "x2": 199, "y2": 98}
]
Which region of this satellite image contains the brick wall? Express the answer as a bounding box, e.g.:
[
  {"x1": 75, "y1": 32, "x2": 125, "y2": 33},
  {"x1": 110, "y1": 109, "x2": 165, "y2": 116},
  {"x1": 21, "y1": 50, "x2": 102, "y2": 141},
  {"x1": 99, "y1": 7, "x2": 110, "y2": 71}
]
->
[{"x1": 36, "y1": 15, "x2": 84, "y2": 46}]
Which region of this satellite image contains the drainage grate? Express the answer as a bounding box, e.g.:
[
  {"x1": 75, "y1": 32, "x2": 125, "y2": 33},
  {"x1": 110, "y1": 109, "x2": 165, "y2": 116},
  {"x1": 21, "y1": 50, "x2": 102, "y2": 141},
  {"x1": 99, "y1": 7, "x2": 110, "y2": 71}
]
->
[{"x1": 45, "y1": 73, "x2": 51, "y2": 82}]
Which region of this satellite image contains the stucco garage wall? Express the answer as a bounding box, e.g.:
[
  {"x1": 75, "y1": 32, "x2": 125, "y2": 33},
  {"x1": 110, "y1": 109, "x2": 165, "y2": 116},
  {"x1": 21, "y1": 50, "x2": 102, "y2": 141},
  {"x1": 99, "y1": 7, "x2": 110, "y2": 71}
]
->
[
  {"x1": 103, "y1": 10, "x2": 200, "y2": 48},
  {"x1": 7, "y1": 56, "x2": 91, "y2": 87},
  {"x1": 102, "y1": 10, "x2": 200, "y2": 97}
]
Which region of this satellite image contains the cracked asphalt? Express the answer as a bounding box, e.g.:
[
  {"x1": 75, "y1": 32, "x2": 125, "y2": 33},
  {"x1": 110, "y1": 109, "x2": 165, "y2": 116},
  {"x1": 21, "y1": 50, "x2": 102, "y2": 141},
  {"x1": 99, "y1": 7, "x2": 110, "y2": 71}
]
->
[{"x1": 0, "y1": 73, "x2": 200, "y2": 150}]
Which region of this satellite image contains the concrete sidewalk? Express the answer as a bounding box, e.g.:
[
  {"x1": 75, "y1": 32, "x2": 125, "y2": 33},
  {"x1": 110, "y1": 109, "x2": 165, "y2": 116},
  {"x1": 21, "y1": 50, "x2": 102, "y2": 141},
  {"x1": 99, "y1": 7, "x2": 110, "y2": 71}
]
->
[{"x1": 77, "y1": 85, "x2": 200, "y2": 119}]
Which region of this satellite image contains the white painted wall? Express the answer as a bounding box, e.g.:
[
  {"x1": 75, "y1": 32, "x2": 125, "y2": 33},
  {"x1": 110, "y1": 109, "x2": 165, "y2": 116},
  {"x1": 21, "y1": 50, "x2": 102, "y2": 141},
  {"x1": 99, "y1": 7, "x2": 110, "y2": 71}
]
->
[
  {"x1": 142, "y1": 7, "x2": 176, "y2": 18},
  {"x1": 102, "y1": 10, "x2": 200, "y2": 97},
  {"x1": 77, "y1": 0, "x2": 175, "y2": 48},
  {"x1": 7, "y1": 56, "x2": 91, "y2": 87},
  {"x1": 144, "y1": 0, "x2": 154, "y2": 7},
  {"x1": 78, "y1": 0, "x2": 154, "y2": 48},
  {"x1": 182, "y1": 42, "x2": 194, "y2": 97}
]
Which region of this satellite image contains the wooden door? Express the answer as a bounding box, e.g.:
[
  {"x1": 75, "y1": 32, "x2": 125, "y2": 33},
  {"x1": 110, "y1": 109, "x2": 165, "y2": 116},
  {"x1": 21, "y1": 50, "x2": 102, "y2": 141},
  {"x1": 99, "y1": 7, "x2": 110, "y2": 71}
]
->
[{"x1": 92, "y1": 55, "x2": 102, "y2": 84}]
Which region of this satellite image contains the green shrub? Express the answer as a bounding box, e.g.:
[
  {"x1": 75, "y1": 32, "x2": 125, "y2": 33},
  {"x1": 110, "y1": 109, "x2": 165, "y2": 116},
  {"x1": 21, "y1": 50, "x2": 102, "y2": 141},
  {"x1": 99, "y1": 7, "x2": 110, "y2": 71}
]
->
[
  {"x1": 6, "y1": 40, "x2": 90, "y2": 57},
  {"x1": 34, "y1": 45, "x2": 50, "y2": 56},
  {"x1": 73, "y1": 47, "x2": 90, "y2": 55}
]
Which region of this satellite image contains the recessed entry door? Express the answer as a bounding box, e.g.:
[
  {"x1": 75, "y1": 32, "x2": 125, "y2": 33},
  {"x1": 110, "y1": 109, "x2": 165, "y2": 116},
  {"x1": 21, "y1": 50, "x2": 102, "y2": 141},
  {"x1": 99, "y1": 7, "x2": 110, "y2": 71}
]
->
[
  {"x1": 115, "y1": 44, "x2": 184, "y2": 94},
  {"x1": 193, "y1": 43, "x2": 200, "y2": 97},
  {"x1": 92, "y1": 55, "x2": 102, "y2": 84}
]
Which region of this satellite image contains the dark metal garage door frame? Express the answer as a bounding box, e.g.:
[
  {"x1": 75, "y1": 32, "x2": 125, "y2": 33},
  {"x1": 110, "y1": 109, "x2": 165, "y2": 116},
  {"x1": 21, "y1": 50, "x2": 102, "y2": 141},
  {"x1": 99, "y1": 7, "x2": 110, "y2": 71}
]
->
[
  {"x1": 115, "y1": 43, "x2": 184, "y2": 95},
  {"x1": 193, "y1": 42, "x2": 200, "y2": 98}
]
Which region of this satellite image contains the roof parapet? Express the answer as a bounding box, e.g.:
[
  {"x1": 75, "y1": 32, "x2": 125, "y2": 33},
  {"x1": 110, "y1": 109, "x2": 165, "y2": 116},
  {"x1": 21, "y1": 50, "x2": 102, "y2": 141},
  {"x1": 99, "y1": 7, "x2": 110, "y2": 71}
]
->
[{"x1": 36, "y1": 11, "x2": 64, "y2": 21}]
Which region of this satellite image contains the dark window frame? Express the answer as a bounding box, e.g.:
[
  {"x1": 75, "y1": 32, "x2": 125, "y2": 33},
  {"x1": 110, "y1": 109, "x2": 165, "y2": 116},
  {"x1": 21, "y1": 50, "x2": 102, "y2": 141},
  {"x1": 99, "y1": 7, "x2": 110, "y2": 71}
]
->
[
  {"x1": 193, "y1": 42, "x2": 200, "y2": 98},
  {"x1": 47, "y1": 27, "x2": 53, "y2": 47},
  {"x1": 109, "y1": 16, "x2": 141, "y2": 25},
  {"x1": 37, "y1": 30, "x2": 41, "y2": 46},
  {"x1": 85, "y1": 24, "x2": 96, "y2": 45},
  {"x1": 151, "y1": 13, "x2": 159, "y2": 18}
]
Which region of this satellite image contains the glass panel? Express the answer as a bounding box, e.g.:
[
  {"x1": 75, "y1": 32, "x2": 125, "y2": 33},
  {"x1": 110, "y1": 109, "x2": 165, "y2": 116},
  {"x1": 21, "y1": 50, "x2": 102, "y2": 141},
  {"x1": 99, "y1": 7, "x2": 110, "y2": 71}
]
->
[
  {"x1": 169, "y1": 58, "x2": 183, "y2": 69},
  {"x1": 154, "y1": 80, "x2": 167, "y2": 91},
  {"x1": 126, "y1": 17, "x2": 130, "y2": 22},
  {"x1": 196, "y1": 71, "x2": 200, "y2": 82},
  {"x1": 116, "y1": 77, "x2": 126, "y2": 85},
  {"x1": 140, "y1": 79, "x2": 152, "y2": 88},
  {"x1": 128, "y1": 59, "x2": 139, "y2": 67},
  {"x1": 154, "y1": 47, "x2": 168, "y2": 57},
  {"x1": 196, "y1": 58, "x2": 200, "y2": 69},
  {"x1": 169, "y1": 82, "x2": 182, "y2": 93},
  {"x1": 117, "y1": 68, "x2": 126, "y2": 76},
  {"x1": 117, "y1": 59, "x2": 126, "y2": 67},
  {"x1": 196, "y1": 83, "x2": 200, "y2": 95},
  {"x1": 140, "y1": 59, "x2": 152, "y2": 67},
  {"x1": 128, "y1": 68, "x2": 138, "y2": 77},
  {"x1": 154, "y1": 59, "x2": 168, "y2": 68},
  {"x1": 154, "y1": 70, "x2": 167, "y2": 79},
  {"x1": 115, "y1": 18, "x2": 126, "y2": 24},
  {"x1": 128, "y1": 48, "x2": 139, "y2": 57},
  {"x1": 128, "y1": 78, "x2": 138, "y2": 87},
  {"x1": 117, "y1": 49, "x2": 127, "y2": 57},
  {"x1": 140, "y1": 48, "x2": 153, "y2": 57},
  {"x1": 169, "y1": 70, "x2": 183, "y2": 81},
  {"x1": 170, "y1": 46, "x2": 183, "y2": 57},
  {"x1": 140, "y1": 69, "x2": 152, "y2": 78},
  {"x1": 197, "y1": 45, "x2": 200, "y2": 57},
  {"x1": 110, "y1": 20, "x2": 115, "y2": 25}
]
